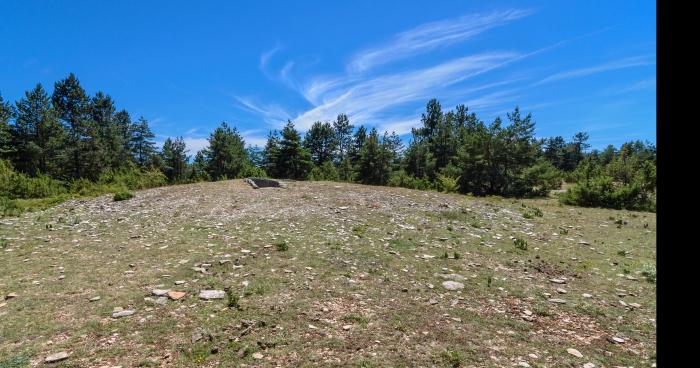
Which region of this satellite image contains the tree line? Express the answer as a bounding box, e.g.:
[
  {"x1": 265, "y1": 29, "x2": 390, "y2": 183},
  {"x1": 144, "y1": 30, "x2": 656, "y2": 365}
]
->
[{"x1": 1, "y1": 74, "x2": 656, "y2": 213}]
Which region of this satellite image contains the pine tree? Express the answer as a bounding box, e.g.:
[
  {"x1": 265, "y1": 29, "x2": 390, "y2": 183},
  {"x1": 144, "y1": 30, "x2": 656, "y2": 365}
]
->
[
  {"x1": 303, "y1": 121, "x2": 337, "y2": 165},
  {"x1": 129, "y1": 117, "x2": 157, "y2": 168},
  {"x1": 275, "y1": 121, "x2": 312, "y2": 180},
  {"x1": 12, "y1": 84, "x2": 65, "y2": 177},
  {"x1": 161, "y1": 136, "x2": 189, "y2": 183},
  {"x1": 357, "y1": 128, "x2": 391, "y2": 185},
  {"x1": 0, "y1": 93, "x2": 15, "y2": 159},
  {"x1": 262, "y1": 130, "x2": 281, "y2": 177},
  {"x1": 205, "y1": 122, "x2": 249, "y2": 180},
  {"x1": 52, "y1": 73, "x2": 90, "y2": 179}
]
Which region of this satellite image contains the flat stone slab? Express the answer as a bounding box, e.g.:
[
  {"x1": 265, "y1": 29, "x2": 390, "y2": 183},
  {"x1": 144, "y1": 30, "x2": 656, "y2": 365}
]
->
[
  {"x1": 244, "y1": 177, "x2": 286, "y2": 189},
  {"x1": 199, "y1": 290, "x2": 225, "y2": 299},
  {"x1": 112, "y1": 309, "x2": 136, "y2": 318},
  {"x1": 167, "y1": 291, "x2": 186, "y2": 300},
  {"x1": 442, "y1": 281, "x2": 465, "y2": 290},
  {"x1": 45, "y1": 351, "x2": 70, "y2": 363},
  {"x1": 151, "y1": 289, "x2": 170, "y2": 296}
]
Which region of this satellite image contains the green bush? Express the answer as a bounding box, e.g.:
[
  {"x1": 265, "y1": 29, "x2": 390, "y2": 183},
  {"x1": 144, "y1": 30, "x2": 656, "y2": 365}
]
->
[
  {"x1": 436, "y1": 174, "x2": 459, "y2": 193},
  {"x1": 307, "y1": 161, "x2": 339, "y2": 181},
  {"x1": 1, "y1": 160, "x2": 67, "y2": 199},
  {"x1": 113, "y1": 191, "x2": 135, "y2": 201},
  {"x1": 388, "y1": 170, "x2": 433, "y2": 190}
]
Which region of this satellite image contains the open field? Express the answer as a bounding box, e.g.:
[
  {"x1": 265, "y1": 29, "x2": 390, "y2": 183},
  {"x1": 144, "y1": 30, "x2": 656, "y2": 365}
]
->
[{"x1": 0, "y1": 180, "x2": 656, "y2": 367}]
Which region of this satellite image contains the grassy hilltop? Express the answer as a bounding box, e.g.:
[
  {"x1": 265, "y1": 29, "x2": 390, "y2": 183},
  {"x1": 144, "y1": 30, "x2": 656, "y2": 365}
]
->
[{"x1": 0, "y1": 180, "x2": 655, "y2": 367}]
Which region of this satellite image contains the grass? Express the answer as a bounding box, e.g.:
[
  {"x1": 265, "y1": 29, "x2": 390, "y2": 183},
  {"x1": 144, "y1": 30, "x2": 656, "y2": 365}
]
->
[
  {"x1": 0, "y1": 179, "x2": 656, "y2": 367},
  {"x1": 113, "y1": 190, "x2": 135, "y2": 201}
]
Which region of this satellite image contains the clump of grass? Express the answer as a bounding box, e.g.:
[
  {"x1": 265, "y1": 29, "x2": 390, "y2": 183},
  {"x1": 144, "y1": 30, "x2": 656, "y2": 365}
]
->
[
  {"x1": 274, "y1": 240, "x2": 288, "y2": 251},
  {"x1": 342, "y1": 313, "x2": 370, "y2": 326},
  {"x1": 453, "y1": 251, "x2": 461, "y2": 259},
  {"x1": 113, "y1": 190, "x2": 134, "y2": 201},
  {"x1": 513, "y1": 237, "x2": 528, "y2": 251},
  {"x1": 226, "y1": 289, "x2": 241, "y2": 309},
  {"x1": 487, "y1": 276, "x2": 492, "y2": 288},
  {"x1": 437, "y1": 348, "x2": 464, "y2": 367},
  {"x1": 641, "y1": 264, "x2": 656, "y2": 283},
  {"x1": 559, "y1": 227, "x2": 569, "y2": 235},
  {"x1": 0, "y1": 353, "x2": 30, "y2": 368},
  {"x1": 617, "y1": 250, "x2": 627, "y2": 256}
]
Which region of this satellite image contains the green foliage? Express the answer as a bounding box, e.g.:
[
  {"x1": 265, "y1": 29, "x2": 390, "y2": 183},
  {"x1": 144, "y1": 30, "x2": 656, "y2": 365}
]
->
[
  {"x1": 113, "y1": 190, "x2": 134, "y2": 201},
  {"x1": 513, "y1": 237, "x2": 528, "y2": 250},
  {"x1": 308, "y1": 161, "x2": 339, "y2": 181},
  {"x1": 205, "y1": 122, "x2": 250, "y2": 180},
  {"x1": 387, "y1": 170, "x2": 433, "y2": 190},
  {"x1": 0, "y1": 353, "x2": 30, "y2": 368},
  {"x1": 275, "y1": 240, "x2": 289, "y2": 252},
  {"x1": 226, "y1": 289, "x2": 241, "y2": 309},
  {"x1": 436, "y1": 174, "x2": 459, "y2": 193},
  {"x1": 641, "y1": 264, "x2": 656, "y2": 283}
]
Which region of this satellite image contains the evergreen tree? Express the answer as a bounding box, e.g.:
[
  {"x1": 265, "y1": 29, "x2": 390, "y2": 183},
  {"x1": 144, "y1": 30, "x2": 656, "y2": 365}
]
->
[
  {"x1": 303, "y1": 121, "x2": 337, "y2": 165},
  {"x1": 205, "y1": 122, "x2": 249, "y2": 180},
  {"x1": 129, "y1": 117, "x2": 157, "y2": 168},
  {"x1": 190, "y1": 149, "x2": 210, "y2": 181},
  {"x1": 333, "y1": 113, "x2": 354, "y2": 160},
  {"x1": 0, "y1": 93, "x2": 16, "y2": 159},
  {"x1": 357, "y1": 128, "x2": 392, "y2": 185},
  {"x1": 161, "y1": 136, "x2": 189, "y2": 183},
  {"x1": 12, "y1": 84, "x2": 65, "y2": 177},
  {"x1": 262, "y1": 130, "x2": 281, "y2": 177},
  {"x1": 114, "y1": 110, "x2": 134, "y2": 165},
  {"x1": 275, "y1": 121, "x2": 312, "y2": 180},
  {"x1": 52, "y1": 73, "x2": 90, "y2": 179},
  {"x1": 350, "y1": 125, "x2": 367, "y2": 164}
]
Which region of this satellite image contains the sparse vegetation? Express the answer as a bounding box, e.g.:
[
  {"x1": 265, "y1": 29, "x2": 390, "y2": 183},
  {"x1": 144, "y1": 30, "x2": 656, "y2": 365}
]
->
[
  {"x1": 0, "y1": 180, "x2": 655, "y2": 367},
  {"x1": 113, "y1": 190, "x2": 134, "y2": 201}
]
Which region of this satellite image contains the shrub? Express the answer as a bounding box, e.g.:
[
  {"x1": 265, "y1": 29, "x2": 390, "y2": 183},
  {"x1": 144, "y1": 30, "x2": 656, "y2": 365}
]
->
[
  {"x1": 387, "y1": 170, "x2": 433, "y2": 190},
  {"x1": 113, "y1": 191, "x2": 134, "y2": 201},
  {"x1": 513, "y1": 237, "x2": 528, "y2": 250},
  {"x1": 307, "y1": 161, "x2": 339, "y2": 181},
  {"x1": 274, "y1": 240, "x2": 288, "y2": 251},
  {"x1": 436, "y1": 174, "x2": 460, "y2": 193}
]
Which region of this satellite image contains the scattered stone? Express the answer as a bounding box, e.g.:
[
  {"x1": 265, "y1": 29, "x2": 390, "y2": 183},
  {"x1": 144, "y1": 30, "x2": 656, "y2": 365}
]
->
[
  {"x1": 582, "y1": 293, "x2": 593, "y2": 298},
  {"x1": 549, "y1": 298, "x2": 567, "y2": 304},
  {"x1": 199, "y1": 290, "x2": 225, "y2": 299},
  {"x1": 556, "y1": 288, "x2": 567, "y2": 294},
  {"x1": 45, "y1": 351, "x2": 70, "y2": 363},
  {"x1": 151, "y1": 289, "x2": 170, "y2": 296},
  {"x1": 174, "y1": 280, "x2": 186, "y2": 285},
  {"x1": 566, "y1": 348, "x2": 583, "y2": 358},
  {"x1": 584, "y1": 363, "x2": 595, "y2": 368},
  {"x1": 112, "y1": 309, "x2": 135, "y2": 318},
  {"x1": 608, "y1": 336, "x2": 625, "y2": 344},
  {"x1": 167, "y1": 291, "x2": 186, "y2": 300},
  {"x1": 5, "y1": 293, "x2": 17, "y2": 300},
  {"x1": 252, "y1": 352, "x2": 264, "y2": 359},
  {"x1": 442, "y1": 281, "x2": 464, "y2": 290},
  {"x1": 342, "y1": 325, "x2": 352, "y2": 331},
  {"x1": 549, "y1": 278, "x2": 566, "y2": 284},
  {"x1": 89, "y1": 296, "x2": 101, "y2": 302}
]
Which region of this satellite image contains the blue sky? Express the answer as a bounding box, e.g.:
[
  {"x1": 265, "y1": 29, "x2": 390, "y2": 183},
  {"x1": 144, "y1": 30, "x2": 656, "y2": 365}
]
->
[{"x1": 1, "y1": 0, "x2": 656, "y2": 152}]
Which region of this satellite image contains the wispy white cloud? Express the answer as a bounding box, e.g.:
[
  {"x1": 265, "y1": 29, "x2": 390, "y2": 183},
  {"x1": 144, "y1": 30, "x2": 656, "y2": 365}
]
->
[
  {"x1": 259, "y1": 44, "x2": 282, "y2": 71},
  {"x1": 536, "y1": 55, "x2": 655, "y2": 85},
  {"x1": 347, "y1": 9, "x2": 532, "y2": 73},
  {"x1": 234, "y1": 96, "x2": 292, "y2": 126},
  {"x1": 293, "y1": 51, "x2": 522, "y2": 130},
  {"x1": 607, "y1": 77, "x2": 656, "y2": 94}
]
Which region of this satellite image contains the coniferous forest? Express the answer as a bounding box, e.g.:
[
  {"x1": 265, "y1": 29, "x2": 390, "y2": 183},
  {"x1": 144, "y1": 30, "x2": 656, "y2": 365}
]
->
[{"x1": 1, "y1": 74, "x2": 656, "y2": 215}]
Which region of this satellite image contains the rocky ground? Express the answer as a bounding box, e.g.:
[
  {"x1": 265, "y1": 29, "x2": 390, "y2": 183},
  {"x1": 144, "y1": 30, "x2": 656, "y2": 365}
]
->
[{"x1": 0, "y1": 180, "x2": 656, "y2": 367}]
